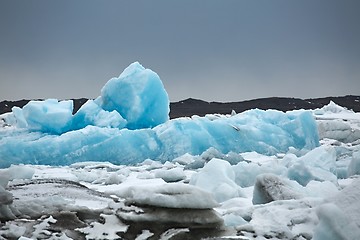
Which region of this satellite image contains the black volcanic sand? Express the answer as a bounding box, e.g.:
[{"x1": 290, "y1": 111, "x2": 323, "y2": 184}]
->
[{"x1": 1, "y1": 96, "x2": 359, "y2": 119}]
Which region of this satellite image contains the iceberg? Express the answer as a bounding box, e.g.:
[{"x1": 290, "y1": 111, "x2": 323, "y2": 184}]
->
[
  {"x1": 0, "y1": 109, "x2": 319, "y2": 167},
  {"x1": 9, "y1": 62, "x2": 169, "y2": 134},
  {"x1": 0, "y1": 62, "x2": 320, "y2": 167},
  {"x1": 13, "y1": 99, "x2": 74, "y2": 134},
  {"x1": 99, "y1": 61, "x2": 170, "y2": 129},
  {"x1": 3, "y1": 56, "x2": 360, "y2": 239},
  {"x1": 72, "y1": 99, "x2": 127, "y2": 130}
]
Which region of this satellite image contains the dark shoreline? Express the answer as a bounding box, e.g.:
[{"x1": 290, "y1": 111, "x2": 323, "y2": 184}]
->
[{"x1": 1, "y1": 95, "x2": 359, "y2": 119}]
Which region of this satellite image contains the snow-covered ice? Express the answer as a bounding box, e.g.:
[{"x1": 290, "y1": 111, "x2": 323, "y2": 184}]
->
[{"x1": 1, "y1": 62, "x2": 360, "y2": 239}]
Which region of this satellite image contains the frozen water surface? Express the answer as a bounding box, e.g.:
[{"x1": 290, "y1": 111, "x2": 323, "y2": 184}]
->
[{"x1": 1, "y1": 62, "x2": 360, "y2": 239}]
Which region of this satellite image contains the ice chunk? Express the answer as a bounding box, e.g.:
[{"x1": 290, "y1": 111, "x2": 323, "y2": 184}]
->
[
  {"x1": 0, "y1": 106, "x2": 320, "y2": 167},
  {"x1": 100, "y1": 62, "x2": 170, "y2": 129},
  {"x1": 14, "y1": 99, "x2": 73, "y2": 134},
  {"x1": 0, "y1": 165, "x2": 35, "y2": 181},
  {"x1": 0, "y1": 186, "x2": 13, "y2": 205},
  {"x1": 113, "y1": 182, "x2": 219, "y2": 209},
  {"x1": 238, "y1": 199, "x2": 320, "y2": 239},
  {"x1": 317, "y1": 119, "x2": 360, "y2": 143},
  {"x1": 299, "y1": 146, "x2": 337, "y2": 172},
  {"x1": 156, "y1": 109, "x2": 319, "y2": 160},
  {"x1": 315, "y1": 100, "x2": 351, "y2": 114},
  {"x1": 222, "y1": 213, "x2": 247, "y2": 227},
  {"x1": 117, "y1": 205, "x2": 223, "y2": 226},
  {"x1": 233, "y1": 161, "x2": 286, "y2": 187},
  {"x1": 72, "y1": 100, "x2": 127, "y2": 130},
  {"x1": 313, "y1": 203, "x2": 360, "y2": 240},
  {"x1": 348, "y1": 151, "x2": 360, "y2": 177},
  {"x1": 9, "y1": 62, "x2": 168, "y2": 132},
  {"x1": 153, "y1": 167, "x2": 186, "y2": 182},
  {"x1": 304, "y1": 180, "x2": 339, "y2": 198},
  {"x1": 190, "y1": 158, "x2": 244, "y2": 203},
  {"x1": 287, "y1": 146, "x2": 338, "y2": 186},
  {"x1": 104, "y1": 172, "x2": 125, "y2": 185},
  {"x1": 252, "y1": 173, "x2": 303, "y2": 204},
  {"x1": 11, "y1": 107, "x2": 28, "y2": 128},
  {"x1": 329, "y1": 178, "x2": 360, "y2": 228},
  {"x1": 199, "y1": 147, "x2": 244, "y2": 165},
  {"x1": 5, "y1": 179, "x2": 114, "y2": 220},
  {"x1": 288, "y1": 160, "x2": 338, "y2": 186},
  {"x1": 172, "y1": 153, "x2": 197, "y2": 165},
  {"x1": 116, "y1": 202, "x2": 222, "y2": 239}
]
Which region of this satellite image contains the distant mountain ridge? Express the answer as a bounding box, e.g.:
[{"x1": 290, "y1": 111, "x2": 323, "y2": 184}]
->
[
  {"x1": 169, "y1": 95, "x2": 360, "y2": 118},
  {"x1": 1, "y1": 96, "x2": 359, "y2": 119}
]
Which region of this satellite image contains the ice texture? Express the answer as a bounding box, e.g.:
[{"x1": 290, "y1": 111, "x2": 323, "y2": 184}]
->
[
  {"x1": 1, "y1": 61, "x2": 320, "y2": 167},
  {"x1": 233, "y1": 161, "x2": 286, "y2": 188},
  {"x1": 252, "y1": 173, "x2": 303, "y2": 204},
  {"x1": 72, "y1": 100, "x2": 127, "y2": 130},
  {"x1": 10, "y1": 62, "x2": 168, "y2": 134},
  {"x1": 0, "y1": 108, "x2": 319, "y2": 167},
  {"x1": 348, "y1": 151, "x2": 360, "y2": 177},
  {"x1": 112, "y1": 183, "x2": 219, "y2": 209},
  {"x1": 99, "y1": 62, "x2": 169, "y2": 129},
  {"x1": 330, "y1": 178, "x2": 360, "y2": 228},
  {"x1": 313, "y1": 203, "x2": 360, "y2": 240},
  {"x1": 14, "y1": 99, "x2": 74, "y2": 134},
  {"x1": 3, "y1": 62, "x2": 360, "y2": 240},
  {"x1": 190, "y1": 158, "x2": 243, "y2": 203},
  {"x1": 287, "y1": 146, "x2": 338, "y2": 186},
  {"x1": 1, "y1": 179, "x2": 114, "y2": 221}
]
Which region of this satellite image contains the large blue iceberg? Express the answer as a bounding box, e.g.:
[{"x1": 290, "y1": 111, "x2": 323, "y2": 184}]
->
[
  {"x1": 0, "y1": 62, "x2": 319, "y2": 168},
  {"x1": 99, "y1": 62, "x2": 170, "y2": 129},
  {"x1": 9, "y1": 62, "x2": 169, "y2": 134}
]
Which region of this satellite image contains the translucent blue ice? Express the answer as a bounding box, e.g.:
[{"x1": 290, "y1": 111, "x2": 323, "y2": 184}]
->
[
  {"x1": 0, "y1": 109, "x2": 319, "y2": 168},
  {"x1": 13, "y1": 99, "x2": 74, "y2": 134},
  {"x1": 72, "y1": 100, "x2": 127, "y2": 130},
  {"x1": 99, "y1": 62, "x2": 169, "y2": 129},
  {"x1": 10, "y1": 62, "x2": 169, "y2": 134},
  {"x1": 0, "y1": 62, "x2": 320, "y2": 167}
]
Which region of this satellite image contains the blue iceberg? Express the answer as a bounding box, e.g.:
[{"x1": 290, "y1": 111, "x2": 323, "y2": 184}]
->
[
  {"x1": 0, "y1": 62, "x2": 320, "y2": 168},
  {"x1": 72, "y1": 99, "x2": 127, "y2": 130},
  {"x1": 99, "y1": 61, "x2": 170, "y2": 129},
  {"x1": 12, "y1": 99, "x2": 74, "y2": 134}
]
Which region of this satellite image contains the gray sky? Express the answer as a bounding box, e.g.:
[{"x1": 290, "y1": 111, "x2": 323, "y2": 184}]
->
[{"x1": 1, "y1": 0, "x2": 359, "y2": 102}]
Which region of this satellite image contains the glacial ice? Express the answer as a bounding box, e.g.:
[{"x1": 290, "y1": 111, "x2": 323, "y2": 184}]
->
[
  {"x1": 190, "y1": 158, "x2": 243, "y2": 203},
  {"x1": 313, "y1": 203, "x2": 360, "y2": 240},
  {"x1": 9, "y1": 62, "x2": 169, "y2": 134},
  {"x1": 2, "y1": 61, "x2": 360, "y2": 239},
  {"x1": 99, "y1": 61, "x2": 170, "y2": 129},
  {"x1": 330, "y1": 178, "x2": 360, "y2": 228},
  {"x1": 252, "y1": 173, "x2": 303, "y2": 204},
  {"x1": 287, "y1": 146, "x2": 338, "y2": 186},
  {"x1": 72, "y1": 99, "x2": 127, "y2": 130},
  {"x1": 0, "y1": 62, "x2": 320, "y2": 167},
  {"x1": 14, "y1": 99, "x2": 74, "y2": 134},
  {"x1": 0, "y1": 108, "x2": 320, "y2": 167},
  {"x1": 111, "y1": 183, "x2": 219, "y2": 209},
  {"x1": 348, "y1": 151, "x2": 360, "y2": 177}
]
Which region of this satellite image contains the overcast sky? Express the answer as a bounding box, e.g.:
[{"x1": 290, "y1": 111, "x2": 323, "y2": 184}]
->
[{"x1": 1, "y1": 0, "x2": 359, "y2": 102}]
